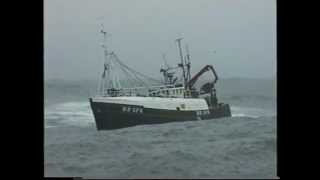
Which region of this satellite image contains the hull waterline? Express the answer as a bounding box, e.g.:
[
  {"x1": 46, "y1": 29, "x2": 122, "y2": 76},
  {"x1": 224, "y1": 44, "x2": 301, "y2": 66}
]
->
[{"x1": 89, "y1": 97, "x2": 231, "y2": 130}]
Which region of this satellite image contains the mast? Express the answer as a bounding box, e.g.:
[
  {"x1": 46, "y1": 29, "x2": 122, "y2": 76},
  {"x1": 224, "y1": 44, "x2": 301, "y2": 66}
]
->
[
  {"x1": 185, "y1": 44, "x2": 191, "y2": 82},
  {"x1": 175, "y1": 38, "x2": 186, "y2": 87},
  {"x1": 160, "y1": 53, "x2": 168, "y2": 84},
  {"x1": 100, "y1": 24, "x2": 107, "y2": 95}
]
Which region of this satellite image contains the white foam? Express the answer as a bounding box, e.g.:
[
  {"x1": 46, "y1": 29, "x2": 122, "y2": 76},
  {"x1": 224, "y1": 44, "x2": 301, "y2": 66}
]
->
[
  {"x1": 45, "y1": 125, "x2": 57, "y2": 129},
  {"x1": 231, "y1": 106, "x2": 275, "y2": 118},
  {"x1": 232, "y1": 113, "x2": 259, "y2": 118},
  {"x1": 45, "y1": 101, "x2": 94, "y2": 128}
]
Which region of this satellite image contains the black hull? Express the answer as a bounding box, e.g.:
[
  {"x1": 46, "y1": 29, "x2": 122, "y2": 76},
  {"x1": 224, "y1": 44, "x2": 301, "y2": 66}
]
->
[{"x1": 89, "y1": 98, "x2": 231, "y2": 130}]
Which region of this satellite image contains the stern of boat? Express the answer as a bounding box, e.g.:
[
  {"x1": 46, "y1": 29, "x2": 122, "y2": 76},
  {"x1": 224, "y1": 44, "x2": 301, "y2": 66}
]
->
[{"x1": 209, "y1": 103, "x2": 232, "y2": 118}]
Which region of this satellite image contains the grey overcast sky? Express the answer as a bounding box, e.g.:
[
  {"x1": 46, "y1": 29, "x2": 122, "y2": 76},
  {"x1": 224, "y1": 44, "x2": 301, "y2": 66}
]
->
[{"x1": 44, "y1": 0, "x2": 276, "y2": 80}]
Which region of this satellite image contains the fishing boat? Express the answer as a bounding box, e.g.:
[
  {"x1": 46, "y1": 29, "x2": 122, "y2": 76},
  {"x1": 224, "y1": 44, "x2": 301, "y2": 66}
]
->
[{"x1": 89, "y1": 28, "x2": 231, "y2": 130}]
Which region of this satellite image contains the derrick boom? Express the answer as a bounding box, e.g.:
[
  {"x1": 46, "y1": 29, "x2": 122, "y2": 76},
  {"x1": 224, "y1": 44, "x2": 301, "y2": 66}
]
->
[{"x1": 186, "y1": 65, "x2": 218, "y2": 89}]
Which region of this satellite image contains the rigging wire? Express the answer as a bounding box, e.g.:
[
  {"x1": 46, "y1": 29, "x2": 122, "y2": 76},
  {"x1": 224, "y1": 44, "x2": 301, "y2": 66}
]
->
[
  {"x1": 110, "y1": 53, "x2": 150, "y2": 88},
  {"x1": 112, "y1": 53, "x2": 162, "y2": 84},
  {"x1": 115, "y1": 58, "x2": 145, "y2": 87}
]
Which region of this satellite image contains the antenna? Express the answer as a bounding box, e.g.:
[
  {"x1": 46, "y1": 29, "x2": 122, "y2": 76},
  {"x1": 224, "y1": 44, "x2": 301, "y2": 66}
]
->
[
  {"x1": 162, "y1": 53, "x2": 170, "y2": 69},
  {"x1": 185, "y1": 44, "x2": 190, "y2": 63},
  {"x1": 100, "y1": 24, "x2": 107, "y2": 48}
]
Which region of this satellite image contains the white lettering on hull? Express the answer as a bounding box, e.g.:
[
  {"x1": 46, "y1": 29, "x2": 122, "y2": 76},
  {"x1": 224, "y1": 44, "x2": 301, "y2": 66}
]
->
[
  {"x1": 122, "y1": 106, "x2": 143, "y2": 114},
  {"x1": 196, "y1": 110, "x2": 210, "y2": 116}
]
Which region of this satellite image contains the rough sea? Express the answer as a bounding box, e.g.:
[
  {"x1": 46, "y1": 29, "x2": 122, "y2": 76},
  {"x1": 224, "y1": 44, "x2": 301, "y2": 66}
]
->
[{"x1": 44, "y1": 78, "x2": 277, "y2": 178}]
